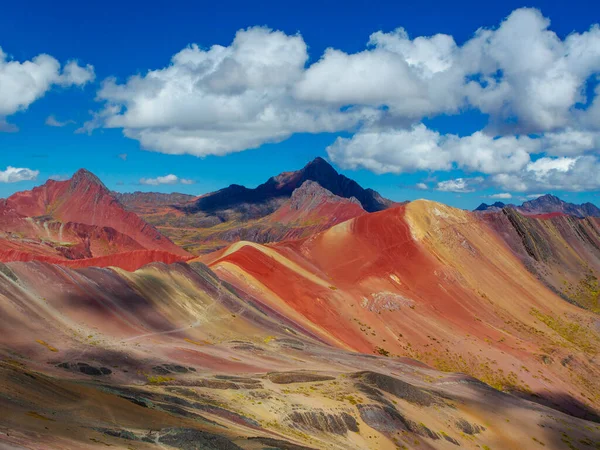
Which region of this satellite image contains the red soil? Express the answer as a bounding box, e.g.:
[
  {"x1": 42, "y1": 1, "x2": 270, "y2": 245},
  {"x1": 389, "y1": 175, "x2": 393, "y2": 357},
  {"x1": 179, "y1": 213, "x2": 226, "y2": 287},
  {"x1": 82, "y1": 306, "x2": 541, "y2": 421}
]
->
[
  {"x1": 526, "y1": 211, "x2": 569, "y2": 219},
  {"x1": 219, "y1": 244, "x2": 373, "y2": 351},
  {"x1": 0, "y1": 249, "x2": 190, "y2": 272}
]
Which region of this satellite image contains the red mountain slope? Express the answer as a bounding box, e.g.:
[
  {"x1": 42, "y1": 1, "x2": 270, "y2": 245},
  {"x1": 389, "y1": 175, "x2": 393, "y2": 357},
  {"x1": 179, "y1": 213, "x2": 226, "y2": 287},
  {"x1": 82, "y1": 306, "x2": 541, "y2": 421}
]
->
[
  {"x1": 0, "y1": 169, "x2": 190, "y2": 267},
  {"x1": 4, "y1": 169, "x2": 188, "y2": 255},
  {"x1": 203, "y1": 201, "x2": 600, "y2": 420}
]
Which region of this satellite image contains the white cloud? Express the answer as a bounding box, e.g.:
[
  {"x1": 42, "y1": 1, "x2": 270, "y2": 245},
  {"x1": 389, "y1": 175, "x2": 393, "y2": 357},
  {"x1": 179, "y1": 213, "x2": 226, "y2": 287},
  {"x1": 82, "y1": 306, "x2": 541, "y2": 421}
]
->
[
  {"x1": 117, "y1": 153, "x2": 127, "y2": 161},
  {"x1": 85, "y1": 27, "x2": 366, "y2": 156},
  {"x1": 0, "y1": 166, "x2": 39, "y2": 183},
  {"x1": 0, "y1": 118, "x2": 18, "y2": 132},
  {"x1": 60, "y1": 60, "x2": 95, "y2": 86},
  {"x1": 139, "y1": 174, "x2": 179, "y2": 185},
  {"x1": 327, "y1": 124, "x2": 451, "y2": 174},
  {"x1": 436, "y1": 177, "x2": 483, "y2": 193},
  {"x1": 540, "y1": 129, "x2": 600, "y2": 156},
  {"x1": 327, "y1": 125, "x2": 537, "y2": 175},
  {"x1": 444, "y1": 132, "x2": 537, "y2": 174},
  {"x1": 87, "y1": 9, "x2": 599, "y2": 155},
  {"x1": 416, "y1": 182, "x2": 428, "y2": 190},
  {"x1": 139, "y1": 174, "x2": 194, "y2": 186},
  {"x1": 0, "y1": 48, "x2": 94, "y2": 129},
  {"x1": 489, "y1": 192, "x2": 512, "y2": 199},
  {"x1": 48, "y1": 174, "x2": 69, "y2": 181},
  {"x1": 527, "y1": 156, "x2": 577, "y2": 175},
  {"x1": 492, "y1": 156, "x2": 600, "y2": 192},
  {"x1": 45, "y1": 115, "x2": 75, "y2": 127},
  {"x1": 465, "y1": 9, "x2": 600, "y2": 134},
  {"x1": 82, "y1": 9, "x2": 600, "y2": 193}
]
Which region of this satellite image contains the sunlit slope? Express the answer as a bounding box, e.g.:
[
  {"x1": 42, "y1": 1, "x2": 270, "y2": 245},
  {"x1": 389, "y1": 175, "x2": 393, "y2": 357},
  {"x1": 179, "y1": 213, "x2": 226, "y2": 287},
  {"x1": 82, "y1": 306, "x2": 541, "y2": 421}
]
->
[{"x1": 209, "y1": 201, "x2": 600, "y2": 419}]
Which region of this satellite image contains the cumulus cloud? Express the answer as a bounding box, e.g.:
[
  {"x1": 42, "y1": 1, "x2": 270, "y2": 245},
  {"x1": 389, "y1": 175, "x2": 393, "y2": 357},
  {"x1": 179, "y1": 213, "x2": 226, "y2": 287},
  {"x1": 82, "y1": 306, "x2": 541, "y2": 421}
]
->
[
  {"x1": 327, "y1": 124, "x2": 538, "y2": 175},
  {"x1": 492, "y1": 156, "x2": 600, "y2": 192},
  {"x1": 0, "y1": 48, "x2": 94, "y2": 129},
  {"x1": 139, "y1": 174, "x2": 194, "y2": 186},
  {"x1": 463, "y1": 10, "x2": 600, "y2": 134},
  {"x1": 489, "y1": 192, "x2": 512, "y2": 199},
  {"x1": 416, "y1": 182, "x2": 429, "y2": 190},
  {"x1": 436, "y1": 177, "x2": 483, "y2": 193},
  {"x1": 327, "y1": 124, "x2": 451, "y2": 174},
  {"x1": 84, "y1": 27, "x2": 368, "y2": 156},
  {"x1": 540, "y1": 129, "x2": 600, "y2": 156},
  {"x1": 0, "y1": 166, "x2": 39, "y2": 183},
  {"x1": 82, "y1": 8, "x2": 600, "y2": 192}
]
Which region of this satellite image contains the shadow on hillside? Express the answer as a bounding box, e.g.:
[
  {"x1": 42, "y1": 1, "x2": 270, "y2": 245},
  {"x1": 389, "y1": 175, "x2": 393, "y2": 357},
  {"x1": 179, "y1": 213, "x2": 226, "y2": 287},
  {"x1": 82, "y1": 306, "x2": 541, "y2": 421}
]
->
[{"x1": 525, "y1": 391, "x2": 600, "y2": 423}]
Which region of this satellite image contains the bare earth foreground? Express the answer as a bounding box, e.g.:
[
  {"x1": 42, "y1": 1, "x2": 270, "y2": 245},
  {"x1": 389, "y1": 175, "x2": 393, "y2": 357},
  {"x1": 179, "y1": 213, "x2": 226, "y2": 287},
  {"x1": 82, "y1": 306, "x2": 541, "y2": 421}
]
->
[{"x1": 0, "y1": 259, "x2": 599, "y2": 450}]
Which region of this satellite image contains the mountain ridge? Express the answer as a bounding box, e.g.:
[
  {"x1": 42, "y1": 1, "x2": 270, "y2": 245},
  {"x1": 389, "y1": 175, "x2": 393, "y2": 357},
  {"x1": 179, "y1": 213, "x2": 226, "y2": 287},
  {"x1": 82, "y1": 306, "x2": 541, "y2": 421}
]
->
[
  {"x1": 475, "y1": 194, "x2": 600, "y2": 217},
  {"x1": 180, "y1": 157, "x2": 394, "y2": 217}
]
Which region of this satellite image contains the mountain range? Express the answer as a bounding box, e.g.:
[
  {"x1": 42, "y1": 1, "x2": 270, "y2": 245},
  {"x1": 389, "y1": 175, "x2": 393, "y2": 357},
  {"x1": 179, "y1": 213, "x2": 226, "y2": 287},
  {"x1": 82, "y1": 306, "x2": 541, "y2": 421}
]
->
[
  {"x1": 1, "y1": 159, "x2": 600, "y2": 450},
  {"x1": 475, "y1": 194, "x2": 600, "y2": 217},
  {"x1": 116, "y1": 157, "x2": 395, "y2": 253}
]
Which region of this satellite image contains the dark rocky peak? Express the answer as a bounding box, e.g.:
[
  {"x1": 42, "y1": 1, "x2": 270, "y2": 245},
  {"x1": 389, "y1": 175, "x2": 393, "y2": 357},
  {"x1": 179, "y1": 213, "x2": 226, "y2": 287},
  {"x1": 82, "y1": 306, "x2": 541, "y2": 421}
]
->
[
  {"x1": 301, "y1": 157, "x2": 338, "y2": 179},
  {"x1": 181, "y1": 157, "x2": 393, "y2": 215},
  {"x1": 521, "y1": 194, "x2": 561, "y2": 208},
  {"x1": 474, "y1": 201, "x2": 507, "y2": 212}
]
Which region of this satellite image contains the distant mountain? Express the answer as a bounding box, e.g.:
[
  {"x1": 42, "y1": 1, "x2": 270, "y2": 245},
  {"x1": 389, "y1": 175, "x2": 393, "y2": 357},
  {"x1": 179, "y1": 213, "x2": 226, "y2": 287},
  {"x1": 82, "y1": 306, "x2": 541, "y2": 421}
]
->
[
  {"x1": 181, "y1": 157, "x2": 393, "y2": 218},
  {"x1": 0, "y1": 169, "x2": 189, "y2": 264},
  {"x1": 114, "y1": 191, "x2": 197, "y2": 213},
  {"x1": 518, "y1": 194, "x2": 600, "y2": 218},
  {"x1": 190, "y1": 181, "x2": 367, "y2": 249},
  {"x1": 474, "y1": 201, "x2": 510, "y2": 212},
  {"x1": 474, "y1": 194, "x2": 600, "y2": 218},
  {"x1": 122, "y1": 157, "x2": 395, "y2": 254},
  {"x1": 275, "y1": 180, "x2": 364, "y2": 221}
]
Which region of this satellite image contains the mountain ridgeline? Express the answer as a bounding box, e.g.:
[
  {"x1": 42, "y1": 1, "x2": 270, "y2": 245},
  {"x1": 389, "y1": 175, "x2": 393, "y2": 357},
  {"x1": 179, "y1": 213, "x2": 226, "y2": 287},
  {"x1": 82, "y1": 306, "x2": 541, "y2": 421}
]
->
[
  {"x1": 179, "y1": 157, "x2": 394, "y2": 217},
  {"x1": 115, "y1": 157, "x2": 395, "y2": 253},
  {"x1": 475, "y1": 194, "x2": 600, "y2": 218}
]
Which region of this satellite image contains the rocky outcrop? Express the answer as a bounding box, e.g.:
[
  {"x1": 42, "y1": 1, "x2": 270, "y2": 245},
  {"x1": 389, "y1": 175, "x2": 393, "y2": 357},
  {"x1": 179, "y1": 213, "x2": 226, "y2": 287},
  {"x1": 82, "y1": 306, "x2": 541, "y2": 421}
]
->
[
  {"x1": 357, "y1": 404, "x2": 442, "y2": 441},
  {"x1": 285, "y1": 410, "x2": 358, "y2": 435},
  {"x1": 351, "y1": 371, "x2": 439, "y2": 407},
  {"x1": 266, "y1": 371, "x2": 336, "y2": 384}
]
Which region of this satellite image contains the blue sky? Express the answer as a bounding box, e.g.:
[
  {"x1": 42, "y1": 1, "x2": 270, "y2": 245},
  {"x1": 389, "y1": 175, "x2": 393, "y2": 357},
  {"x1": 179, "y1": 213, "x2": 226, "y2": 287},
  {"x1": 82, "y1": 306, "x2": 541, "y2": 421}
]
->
[{"x1": 1, "y1": 0, "x2": 599, "y2": 208}]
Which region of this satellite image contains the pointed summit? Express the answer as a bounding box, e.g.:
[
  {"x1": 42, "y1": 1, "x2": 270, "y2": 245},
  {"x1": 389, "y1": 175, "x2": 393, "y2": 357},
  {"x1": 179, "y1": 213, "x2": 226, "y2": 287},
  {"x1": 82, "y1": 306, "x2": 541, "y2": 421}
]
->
[
  {"x1": 301, "y1": 156, "x2": 338, "y2": 180},
  {"x1": 4, "y1": 169, "x2": 189, "y2": 257},
  {"x1": 304, "y1": 156, "x2": 333, "y2": 169},
  {"x1": 69, "y1": 168, "x2": 109, "y2": 193},
  {"x1": 182, "y1": 156, "x2": 394, "y2": 216},
  {"x1": 519, "y1": 194, "x2": 600, "y2": 218}
]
